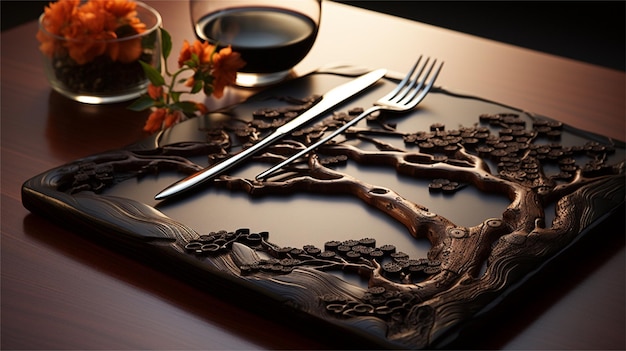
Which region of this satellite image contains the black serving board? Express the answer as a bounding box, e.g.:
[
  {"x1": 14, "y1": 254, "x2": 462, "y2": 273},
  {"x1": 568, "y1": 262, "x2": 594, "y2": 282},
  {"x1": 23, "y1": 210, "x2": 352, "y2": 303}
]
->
[{"x1": 22, "y1": 71, "x2": 625, "y2": 349}]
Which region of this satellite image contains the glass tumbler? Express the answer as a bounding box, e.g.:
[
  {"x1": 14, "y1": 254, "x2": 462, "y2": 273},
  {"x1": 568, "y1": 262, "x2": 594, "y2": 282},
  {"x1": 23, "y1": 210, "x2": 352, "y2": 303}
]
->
[
  {"x1": 38, "y1": 1, "x2": 161, "y2": 104},
  {"x1": 190, "y1": 0, "x2": 321, "y2": 87}
]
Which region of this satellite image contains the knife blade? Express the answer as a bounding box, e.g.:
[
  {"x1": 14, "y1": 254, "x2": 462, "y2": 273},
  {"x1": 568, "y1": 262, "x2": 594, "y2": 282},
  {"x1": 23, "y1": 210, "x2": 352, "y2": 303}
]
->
[{"x1": 154, "y1": 68, "x2": 387, "y2": 200}]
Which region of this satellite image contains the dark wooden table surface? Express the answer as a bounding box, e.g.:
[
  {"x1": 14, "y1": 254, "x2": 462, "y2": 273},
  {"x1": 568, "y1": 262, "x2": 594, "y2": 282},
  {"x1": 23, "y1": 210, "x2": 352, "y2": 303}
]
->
[{"x1": 2, "y1": 1, "x2": 624, "y2": 349}]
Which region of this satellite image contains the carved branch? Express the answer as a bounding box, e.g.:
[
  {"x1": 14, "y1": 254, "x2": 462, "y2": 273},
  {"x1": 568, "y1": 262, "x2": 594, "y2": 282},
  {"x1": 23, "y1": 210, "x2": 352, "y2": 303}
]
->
[{"x1": 22, "y1": 90, "x2": 625, "y2": 349}]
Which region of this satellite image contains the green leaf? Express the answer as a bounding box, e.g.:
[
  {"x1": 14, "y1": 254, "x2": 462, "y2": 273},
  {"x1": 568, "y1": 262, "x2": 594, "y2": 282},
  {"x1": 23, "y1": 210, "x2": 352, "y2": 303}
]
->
[
  {"x1": 170, "y1": 91, "x2": 182, "y2": 103},
  {"x1": 203, "y1": 83, "x2": 214, "y2": 96},
  {"x1": 190, "y1": 80, "x2": 203, "y2": 94},
  {"x1": 184, "y1": 59, "x2": 197, "y2": 68},
  {"x1": 140, "y1": 61, "x2": 165, "y2": 86},
  {"x1": 160, "y1": 28, "x2": 172, "y2": 60},
  {"x1": 127, "y1": 95, "x2": 156, "y2": 111},
  {"x1": 190, "y1": 53, "x2": 199, "y2": 66},
  {"x1": 173, "y1": 101, "x2": 199, "y2": 114}
]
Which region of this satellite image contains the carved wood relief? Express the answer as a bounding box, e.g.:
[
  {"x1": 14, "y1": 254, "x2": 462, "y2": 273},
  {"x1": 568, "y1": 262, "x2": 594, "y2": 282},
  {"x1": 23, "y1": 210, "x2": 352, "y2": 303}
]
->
[{"x1": 22, "y1": 73, "x2": 625, "y2": 349}]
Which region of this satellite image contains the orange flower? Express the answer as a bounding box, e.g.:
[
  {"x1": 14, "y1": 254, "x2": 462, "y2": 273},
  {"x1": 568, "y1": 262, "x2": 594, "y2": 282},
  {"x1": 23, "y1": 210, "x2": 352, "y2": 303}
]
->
[
  {"x1": 41, "y1": 0, "x2": 79, "y2": 37},
  {"x1": 73, "y1": 1, "x2": 111, "y2": 34},
  {"x1": 177, "y1": 39, "x2": 216, "y2": 68},
  {"x1": 147, "y1": 83, "x2": 163, "y2": 100},
  {"x1": 164, "y1": 110, "x2": 184, "y2": 129},
  {"x1": 176, "y1": 40, "x2": 193, "y2": 67},
  {"x1": 178, "y1": 39, "x2": 215, "y2": 89},
  {"x1": 37, "y1": 0, "x2": 147, "y2": 64},
  {"x1": 176, "y1": 40, "x2": 245, "y2": 97},
  {"x1": 103, "y1": 0, "x2": 137, "y2": 20},
  {"x1": 143, "y1": 108, "x2": 186, "y2": 133},
  {"x1": 211, "y1": 46, "x2": 246, "y2": 98},
  {"x1": 37, "y1": 0, "x2": 79, "y2": 58},
  {"x1": 143, "y1": 107, "x2": 167, "y2": 133},
  {"x1": 130, "y1": 27, "x2": 245, "y2": 133},
  {"x1": 64, "y1": 26, "x2": 116, "y2": 64},
  {"x1": 111, "y1": 37, "x2": 143, "y2": 63},
  {"x1": 104, "y1": 0, "x2": 147, "y2": 35}
]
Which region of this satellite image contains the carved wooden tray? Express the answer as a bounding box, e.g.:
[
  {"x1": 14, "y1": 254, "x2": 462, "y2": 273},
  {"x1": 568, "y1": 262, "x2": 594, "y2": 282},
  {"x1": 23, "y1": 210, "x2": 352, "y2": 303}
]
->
[{"x1": 22, "y1": 71, "x2": 625, "y2": 349}]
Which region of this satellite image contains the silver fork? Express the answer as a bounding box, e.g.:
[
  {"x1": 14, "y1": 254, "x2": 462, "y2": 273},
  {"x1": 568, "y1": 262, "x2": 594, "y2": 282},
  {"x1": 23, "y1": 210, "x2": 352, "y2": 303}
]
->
[{"x1": 256, "y1": 56, "x2": 444, "y2": 180}]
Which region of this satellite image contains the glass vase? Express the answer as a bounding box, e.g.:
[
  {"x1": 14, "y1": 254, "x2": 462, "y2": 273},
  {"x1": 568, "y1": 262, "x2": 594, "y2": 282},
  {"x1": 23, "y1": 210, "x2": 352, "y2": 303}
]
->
[{"x1": 38, "y1": 1, "x2": 161, "y2": 104}]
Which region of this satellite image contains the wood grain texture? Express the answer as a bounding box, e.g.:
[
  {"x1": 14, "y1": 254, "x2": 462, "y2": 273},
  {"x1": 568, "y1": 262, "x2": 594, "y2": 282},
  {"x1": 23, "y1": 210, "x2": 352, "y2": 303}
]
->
[{"x1": 2, "y1": 1, "x2": 625, "y2": 349}]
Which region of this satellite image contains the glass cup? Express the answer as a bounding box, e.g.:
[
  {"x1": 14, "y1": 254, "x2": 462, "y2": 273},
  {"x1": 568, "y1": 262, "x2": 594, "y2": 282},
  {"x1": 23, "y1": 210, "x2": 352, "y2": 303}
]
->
[
  {"x1": 190, "y1": 0, "x2": 321, "y2": 87},
  {"x1": 38, "y1": 1, "x2": 161, "y2": 104}
]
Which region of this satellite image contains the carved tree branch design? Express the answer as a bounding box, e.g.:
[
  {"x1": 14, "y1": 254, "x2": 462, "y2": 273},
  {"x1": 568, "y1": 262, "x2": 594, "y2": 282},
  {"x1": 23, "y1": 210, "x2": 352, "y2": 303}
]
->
[
  {"x1": 22, "y1": 92, "x2": 624, "y2": 349},
  {"x1": 211, "y1": 104, "x2": 624, "y2": 345}
]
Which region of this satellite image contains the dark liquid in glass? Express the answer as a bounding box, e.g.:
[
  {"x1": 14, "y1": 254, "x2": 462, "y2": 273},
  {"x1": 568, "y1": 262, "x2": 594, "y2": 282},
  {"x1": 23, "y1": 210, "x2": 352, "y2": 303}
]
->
[{"x1": 195, "y1": 7, "x2": 318, "y2": 73}]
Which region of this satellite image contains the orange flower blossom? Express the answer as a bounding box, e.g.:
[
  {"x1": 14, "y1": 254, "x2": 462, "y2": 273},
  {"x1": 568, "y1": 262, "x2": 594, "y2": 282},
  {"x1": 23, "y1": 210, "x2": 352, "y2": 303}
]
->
[
  {"x1": 128, "y1": 29, "x2": 246, "y2": 133},
  {"x1": 177, "y1": 39, "x2": 245, "y2": 98},
  {"x1": 36, "y1": 0, "x2": 147, "y2": 64}
]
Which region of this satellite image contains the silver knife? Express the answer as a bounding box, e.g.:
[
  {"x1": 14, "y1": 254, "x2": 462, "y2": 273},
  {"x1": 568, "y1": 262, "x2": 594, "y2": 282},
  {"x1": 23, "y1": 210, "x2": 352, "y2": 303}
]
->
[{"x1": 154, "y1": 68, "x2": 387, "y2": 200}]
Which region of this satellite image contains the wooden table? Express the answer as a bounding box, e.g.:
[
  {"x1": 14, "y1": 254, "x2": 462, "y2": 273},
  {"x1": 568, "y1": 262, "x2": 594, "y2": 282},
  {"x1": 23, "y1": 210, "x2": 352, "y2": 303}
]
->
[{"x1": 2, "y1": 1, "x2": 624, "y2": 349}]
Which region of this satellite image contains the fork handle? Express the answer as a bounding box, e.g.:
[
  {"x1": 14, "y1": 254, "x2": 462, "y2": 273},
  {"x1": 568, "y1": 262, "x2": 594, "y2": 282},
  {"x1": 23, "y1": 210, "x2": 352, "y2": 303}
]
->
[{"x1": 256, "y1": 105, "x2": 382, "y2": 180}]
